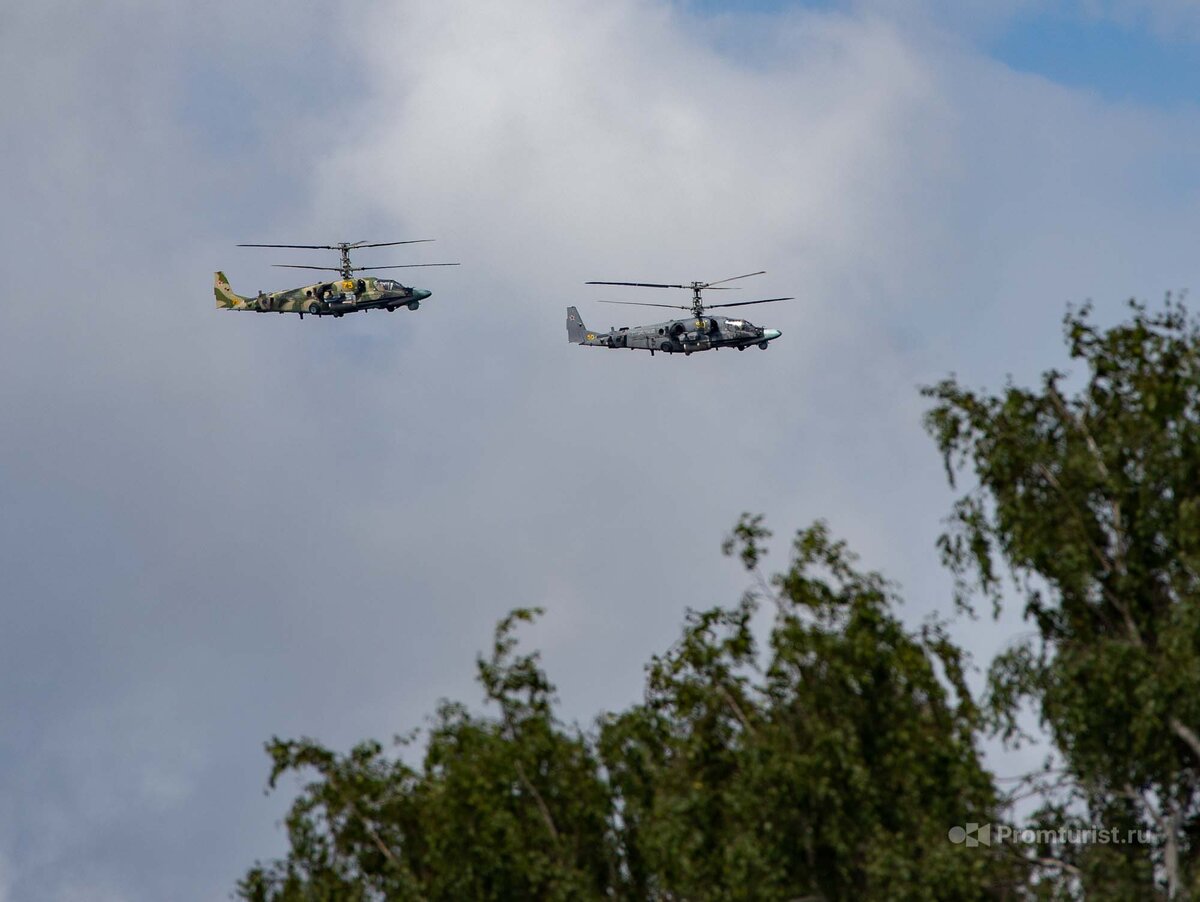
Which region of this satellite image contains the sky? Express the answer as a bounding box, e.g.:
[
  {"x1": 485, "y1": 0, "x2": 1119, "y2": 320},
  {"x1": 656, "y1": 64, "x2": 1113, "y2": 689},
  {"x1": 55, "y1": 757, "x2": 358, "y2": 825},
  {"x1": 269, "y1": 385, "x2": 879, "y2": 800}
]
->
[{"x1": 3, "y1": 0, "x2": 1200, "y2": 898}]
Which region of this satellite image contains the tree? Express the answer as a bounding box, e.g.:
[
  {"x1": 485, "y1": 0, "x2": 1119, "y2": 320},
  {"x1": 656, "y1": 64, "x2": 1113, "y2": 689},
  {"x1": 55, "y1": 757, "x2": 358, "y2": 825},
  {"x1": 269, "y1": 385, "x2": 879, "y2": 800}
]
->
[
  {"x1": 924, "y1": 299, "x2": 1200, "y2": 898},
  {"x1": 239, "y1": 609, "x2": 615, "y2": 902},
  {"x1": 599, "y1": 518, "x2": 1015, "y2": 900},
  {"x1": 239, "y1": 523, "x2": 1011, "y2": 900}
]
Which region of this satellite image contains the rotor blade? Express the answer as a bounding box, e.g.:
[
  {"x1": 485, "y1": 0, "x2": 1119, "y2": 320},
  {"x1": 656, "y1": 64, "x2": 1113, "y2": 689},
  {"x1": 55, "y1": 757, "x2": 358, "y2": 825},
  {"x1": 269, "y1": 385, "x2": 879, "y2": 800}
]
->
[
  {"x1": 352, "y1": 263, "x2": 460, "y2": 271},
  {"x1": 704, "y1": 296, "x2": 794, "y2": 310},
  {"x1": 596, "y1": 300, "x2": 692, "y2": 310},
  {"x1": 585, "y1": 281, "x2": 688, "y2": 289},
  {"x1": 271, "y1": 264, "x2": 344, "y2": 272},
  {"x1": 240, "y1": 240, "x2": 434, "y2": 250},
  {"x1": 703, "y1": 271, "x2": 766, "y2": 287},
  {"x1": 351, "y1": 240, "x2": 435, "y2": 249},
  {"x1": 243, "y1": 244, "x2": 340, "y2": 250}
]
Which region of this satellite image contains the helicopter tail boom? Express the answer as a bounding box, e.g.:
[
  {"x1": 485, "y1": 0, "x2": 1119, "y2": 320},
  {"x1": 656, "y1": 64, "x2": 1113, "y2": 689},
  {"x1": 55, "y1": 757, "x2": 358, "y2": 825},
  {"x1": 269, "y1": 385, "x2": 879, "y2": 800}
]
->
[{"x1": 214, "y1": 271, "x2": 249, "y2": 309}]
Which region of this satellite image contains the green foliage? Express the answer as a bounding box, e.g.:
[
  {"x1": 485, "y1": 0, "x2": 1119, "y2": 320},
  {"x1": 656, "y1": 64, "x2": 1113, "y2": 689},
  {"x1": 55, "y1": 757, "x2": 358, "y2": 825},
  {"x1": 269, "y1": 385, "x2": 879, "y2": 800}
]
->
[
  {"x1": 601, "y1": 518, "x2": 1012, "y2": 900},
  {"x1": 923, "y1": 298, "x2": 1200, "y2": 898},
  {"x1": 240, "y1": 608, "x2": 613, "y2": 902},
  {"x1": 240, "y1": 526, "x2": 1009, "y2": 901}
]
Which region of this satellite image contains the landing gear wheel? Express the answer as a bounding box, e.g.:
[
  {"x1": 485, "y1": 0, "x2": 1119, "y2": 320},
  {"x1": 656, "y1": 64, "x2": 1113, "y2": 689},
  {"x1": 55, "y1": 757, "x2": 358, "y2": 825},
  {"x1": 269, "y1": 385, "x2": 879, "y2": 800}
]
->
[
  {"x1": 758, "y1": 341, "x2": 769, "y2": 350},
  {"x1": 660, "y1": 341, "x2": 672, "y2": 352},
  {"x1": 307, "y1": 302, "x2": 321, "y2": 315},
  {"x1": 407, "y1": 300, "x2": 420, "y2": 311},
  {"x1": 386, "y1": 305, "x2": 396, "y2": 312},
  {"x1": 738, "y1": 346, "x2": 746, "y2": 351}
]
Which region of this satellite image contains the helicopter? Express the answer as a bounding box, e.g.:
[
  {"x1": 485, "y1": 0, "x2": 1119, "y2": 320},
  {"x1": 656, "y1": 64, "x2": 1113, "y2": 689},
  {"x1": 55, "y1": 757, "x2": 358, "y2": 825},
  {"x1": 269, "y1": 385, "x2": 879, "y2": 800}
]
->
[
  {"x1": 214, "y1": 240, "x2": 458, "y2": 318},
  {"x1": 567, "y1": 271, "x2": 790, "y2": 355}
]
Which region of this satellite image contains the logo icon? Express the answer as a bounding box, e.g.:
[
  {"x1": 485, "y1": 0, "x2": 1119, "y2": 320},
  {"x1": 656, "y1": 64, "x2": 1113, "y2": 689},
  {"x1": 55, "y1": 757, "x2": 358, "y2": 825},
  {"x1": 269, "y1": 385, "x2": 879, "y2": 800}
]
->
[{"x1": 948, "y1": 823, "x2": 992, "y2": 847}]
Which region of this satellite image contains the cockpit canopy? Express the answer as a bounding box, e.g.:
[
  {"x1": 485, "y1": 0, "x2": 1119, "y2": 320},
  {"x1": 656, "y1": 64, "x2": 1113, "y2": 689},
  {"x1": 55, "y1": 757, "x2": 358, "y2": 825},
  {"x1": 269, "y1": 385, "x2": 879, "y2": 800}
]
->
[
  {"x1": 377, "y1": 279, "x2": 404, "y2": 292},
  {"x1": 726, "y1": 319, "x2": 756, "y2": 330}
]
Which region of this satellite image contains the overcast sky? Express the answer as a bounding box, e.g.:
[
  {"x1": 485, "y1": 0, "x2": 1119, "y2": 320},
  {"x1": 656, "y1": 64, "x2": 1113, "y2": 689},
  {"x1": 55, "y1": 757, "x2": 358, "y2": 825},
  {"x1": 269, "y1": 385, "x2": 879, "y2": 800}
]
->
[{"x1": 4, "y1": 1, "x2": 1200, "y2": 898}]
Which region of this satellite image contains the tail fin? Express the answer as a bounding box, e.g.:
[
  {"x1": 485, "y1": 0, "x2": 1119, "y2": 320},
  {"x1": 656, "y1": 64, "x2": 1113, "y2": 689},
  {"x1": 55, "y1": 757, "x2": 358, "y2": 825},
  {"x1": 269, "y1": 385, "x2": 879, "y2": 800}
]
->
[
  {"x1": 214, "y1": 271, "x2": 248, "y2": 309},
  {"x1": 567, "y1": 306, "x2": 589, "y2": 343}
]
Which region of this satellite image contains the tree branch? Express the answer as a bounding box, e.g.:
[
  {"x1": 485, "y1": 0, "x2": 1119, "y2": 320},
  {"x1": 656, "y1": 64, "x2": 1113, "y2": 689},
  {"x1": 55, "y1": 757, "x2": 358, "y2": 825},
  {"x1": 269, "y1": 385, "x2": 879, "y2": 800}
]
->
[
  {"x1": 1170, "y1": 717, "x2": 1200, "y2": 765},
  {"x1": 355, "y1": 804, "x2": 405, "y2": 872},
  {"x1": 1029, "y1": 855, "x2": 1083, "y2": 878},
  {"x1": 717, "y1": 682, "x2": 757, "y2": 737},
  {"x1": 1046, "y1": 386, "x2": 1132, "y2": 580},
  {"x1": 514, "y1": 758, "x2": 561, "y2": 844},
  {"x1": 497, "y1": 707, "x2": 562, "y2": 847},
  {"x1": 1002, "y1": 842, "x2": 1083, "y2": 879},
  {"x1": 329, "y1": 779, "x2": 406, "y2": 877},
  {"x1": 1034, "y1": 462, "x2": 1143, "y2": 647}
]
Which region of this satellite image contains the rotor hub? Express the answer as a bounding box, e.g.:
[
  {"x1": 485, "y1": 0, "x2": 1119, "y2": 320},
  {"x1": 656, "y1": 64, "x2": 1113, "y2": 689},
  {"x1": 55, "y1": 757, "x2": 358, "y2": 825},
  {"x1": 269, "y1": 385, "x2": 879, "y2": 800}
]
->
[{"x1": 338, "y1": 244, "x2": 354, "y2": 279}]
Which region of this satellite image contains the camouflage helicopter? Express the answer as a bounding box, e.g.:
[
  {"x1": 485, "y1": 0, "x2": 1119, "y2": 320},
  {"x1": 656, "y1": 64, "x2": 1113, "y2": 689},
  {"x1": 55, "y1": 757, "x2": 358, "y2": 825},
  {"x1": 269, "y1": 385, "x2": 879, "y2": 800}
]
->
[
  {"x1": 567, "y1": 271, "x2": 790, "y2": 355},
  {"x1": 214, "y1": 240, "x2": 458, "y2": 318}
]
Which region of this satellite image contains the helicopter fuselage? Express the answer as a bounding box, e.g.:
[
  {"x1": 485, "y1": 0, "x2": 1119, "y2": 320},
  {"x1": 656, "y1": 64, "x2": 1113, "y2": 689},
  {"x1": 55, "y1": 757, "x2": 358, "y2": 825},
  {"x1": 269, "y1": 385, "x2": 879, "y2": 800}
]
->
[
  {"x1": 567, "y1": 307, "x2": 781, "y2": 354},
  {"x1": 215, "y1": 273, "x2": 431, "y2": 317}
]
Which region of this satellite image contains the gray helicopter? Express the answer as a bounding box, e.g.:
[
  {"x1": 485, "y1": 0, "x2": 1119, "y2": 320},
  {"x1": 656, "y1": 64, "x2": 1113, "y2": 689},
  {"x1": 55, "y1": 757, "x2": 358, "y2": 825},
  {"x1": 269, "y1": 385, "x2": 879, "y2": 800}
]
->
[{"x1": 566, "y1": 271, "x2": 789, "y2": 355}]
